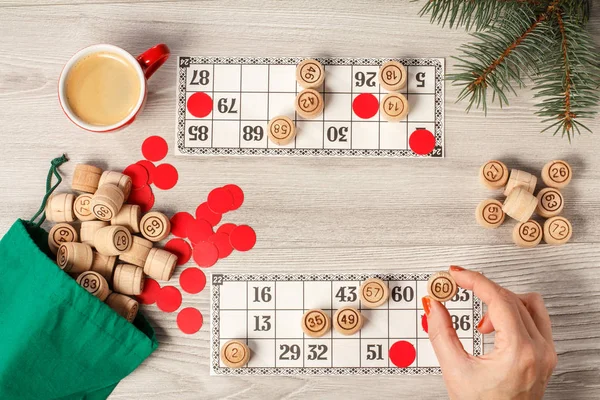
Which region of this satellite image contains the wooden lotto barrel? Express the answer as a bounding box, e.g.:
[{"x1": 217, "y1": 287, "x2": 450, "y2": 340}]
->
[
  {"x1": 76, "y1": 270, "x2": 110, "y2": 301},
  {"x1": 105, "y1": 293, "x2": 139, "y2": 323},
  {"x1": 72, "y1": 164, "x2": 103, "y2": 193},
  {"x1": 119, "y1": 236, "x2": 153, "y2": 268},
  {"x1": 503, "y1": 169, "x2": 537, "y2": 196},
  {"x1": 80, "y1": 220, "x2": 109, "y2": 247},
  {"x1": 94, "y1": 225, "x2": 132, "y2": 256},
  {"x1": 110, "y1": 204, "x2": 141, "y2": 233},
  {"x1": 91, "y1": 184, "x2": 125, "y2": 221},
  {"x1": 90, "y1": 251, "x2": 117, "y2": 283},
  {"x1": 98, "y1": 171, "x2": 132, "y2": 201},
  {"x1": 56, "y1": 242, "x2": 93, "y2": 274},
  {"x1": 143, "y1": 248, "x2": 178, "y2": 281},
  {"x1": 73, "y1": 193, "x2": 96, "y2": 221},
  {"x1": 47, "y1": 222, "x2": 78, "y2": 255},
  {"x1": 503, "y1": 187, "x2": 538, "y2": 223},
  {"x1": 113, "y1": 264, "x2": 145, "y2": 295},
  {"x1": 541, "y1": 160, "x2": 572, "y2": 189},
  {"x1": 45, "y1": 193, "x2": 75, "y2": 223},
  {"x1": 140, "y1": 211, "x2": 171, "y2": 242}
]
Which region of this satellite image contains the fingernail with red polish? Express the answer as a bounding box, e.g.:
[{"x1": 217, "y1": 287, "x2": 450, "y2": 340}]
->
[
  {"x1": 477, "y1": 315, "x2": 487, "y2": 330},
  {"x1": 422, "y1": 296, "x2": 432, "y2": 316},
  {"x1": 450, "y1": 265, "x2": 465, "y2": 272}
]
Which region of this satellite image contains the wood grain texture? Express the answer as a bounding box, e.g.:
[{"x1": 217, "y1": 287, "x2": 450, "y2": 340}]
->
[{"x1": 0, "y1": 1, "x2": 599, "y2": 399}]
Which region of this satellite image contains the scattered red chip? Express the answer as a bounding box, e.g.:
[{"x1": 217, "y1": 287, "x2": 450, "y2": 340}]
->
[
  {"x1": 195, "y1": 202, "x2": 222, "y2": 227},
  {"x1": 142, "y1": 135, "x2": 169, "y2": 162},
  {"x1": 207, "y1": 187, "x2": 234, "y2": 214},
  {"x1": 123, "y1": 164, "x2": 149, "y2": 189},
  {"x1": 136, "y1": 278, "x2": 161, "y2": 305},
  {"x1": 389, "y1": 340, "x2": 417, "y2": 368},
  {"x1": 156, "y1": 286, "x2": 182, "y2": 313},
  {"x1": 223, "y1": 184, "x2": 244, "y2": 210},
  {"x1": 192, "y1": 241, "x2": 219, "y2": 268},
  {"x1": 127, "y1": 185, "x2": 155, "y2": 213},
  {"x1": 209, "y1": 232, "x2": 234, "y2": 259},
  {"x1": 421, "y1": 314, "x2": 428, "y2": 334},
  {"x1": 177, "y1": 307, "x2": 203, "y2": 334},
  {"x1": 216, "y1": 223, "x2": 236, "y2": 235},
  {"x1": 229, "y1": 225, "x2": 256, "y2": 252},
  {"x1": 187, "y1": 219, "x2": 214, "y2": 244},
  {"x1": 179, "y1": 267, "x2": 207, "y2": 294},
  {"x1": 153, "y1": 163, "x2": 178, "y2": 190},
  {"x1": 170, "y1": 212, "x2": 195, "y2": 238},
  {"x1": 164, "y1": 238, "x2": 192, "y2": 265},
  {"x1": 136, "y1": 160, "x2": 155, "y2": 184}
]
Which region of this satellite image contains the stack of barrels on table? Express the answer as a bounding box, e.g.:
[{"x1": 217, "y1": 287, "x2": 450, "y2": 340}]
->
[
  {"x1": 46, "y1": 164, "x2": 177, "y2": 322},
  {"x1": 477, "y1": 160, "x2": 573, "y2": 248}
]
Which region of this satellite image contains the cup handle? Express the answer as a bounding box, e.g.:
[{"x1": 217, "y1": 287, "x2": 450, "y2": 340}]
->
[{"x1": 136, "y1": 44, "x2": 170, "y2": 79}]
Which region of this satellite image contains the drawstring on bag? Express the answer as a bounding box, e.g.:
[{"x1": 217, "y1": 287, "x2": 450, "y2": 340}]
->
[{"x1": 28, "y1": 154, "x2": 69, "y2": 227}]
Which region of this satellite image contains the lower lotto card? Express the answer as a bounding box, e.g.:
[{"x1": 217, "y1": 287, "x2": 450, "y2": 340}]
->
[{"x1": 210, "y1": 273, "x2": 483, "y2": 375}]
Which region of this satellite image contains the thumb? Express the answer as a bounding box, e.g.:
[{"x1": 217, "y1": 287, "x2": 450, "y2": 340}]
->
[{"x1": 423, "y1": 296, "x2": 469, "y2": 370}]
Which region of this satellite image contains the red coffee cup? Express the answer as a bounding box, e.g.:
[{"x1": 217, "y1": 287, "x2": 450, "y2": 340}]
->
[{"x1": 58, "y1": 43, "x2": 170, "y2": 132}]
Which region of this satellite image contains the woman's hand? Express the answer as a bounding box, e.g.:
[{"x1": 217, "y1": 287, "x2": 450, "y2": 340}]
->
[{"x1": 423, "y1": 266, "x2": 557, "y2": 400}]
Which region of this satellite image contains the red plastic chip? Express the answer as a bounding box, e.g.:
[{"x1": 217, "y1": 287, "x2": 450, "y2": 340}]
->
[
  {"x1": 142, "y1": 135, "x2": 169, "y2": 162},
  {"x1": 216, "y1": 223, "x2": 236, "y2": 235},
  {"x1": 164, "y1": 238, "x2": 192, "y2": 265},
  {"x1": 123, "y1": 164, "x2": 149, "y2": 189},
  {"x1": 209, "y1": 232, "x2": 234, "y2": 259},
  {"x1": 170, "y1": 212, "x2": 195, "y2": 238},
  {"x1": 207, "y1": 187, "x2": 234, "y2": 214},
  {"x1": 177, "y1": 307, "x2": 203, "y2": 334},
  {"x1": 192, "y1": 241, "x2": 219, "y2": 268},
  {"x1": 195, "y1": 202, "x2": 222, "y2": 227},
  {"x1": 187, "y1": 219, "x2": 214, "y2": 244},
  {"x1": 136, "y1": 278, "x2": 161, "y2": 305},
  {"x1": 229, "y1": 225, "x2": 256, "y2": 252},
  {"x1": 409, "y1": 129, "x2": 436, "y2": 156},
  {"x1": 136, "y1": 160, "x2": 155, "y2": 184},
  {"x1": 179, "y1": 267, "x2": 207, "y2": 294},
  {"x1": 156, "y1": 286, "x2": 182, "y2": 313},
  {"x1": 389, "y1": 340, "x2": 417, "y2": 368},
  {"x1": 153, "y1": 163, "x2": 178, "y2": 190},
  {"x1": 223, "y1": 184, "x2": 244, "y2": 210},
  {"x1": 127, "y1": 185, "x2": 155, "y2": 213}
]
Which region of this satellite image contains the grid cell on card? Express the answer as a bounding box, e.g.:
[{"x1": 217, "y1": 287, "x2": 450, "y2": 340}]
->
[
  {"x1": 276, "y1": 340, "x2": 304, "y2": 367},
  {"x1": 416, "y1": 280, "x2": 429, "y2": 308},
  {"x1": 389, "y1": 309, "x2": 418, "y2": 338},
  {"x1": 332, "y1": 281, "x2": 360, "y2": 309},
  {"x1": 213, "y1": 64, "x2": 241, "y2": 92},
  {"x1": 212, "y1": 92, "x2": 241, "y2": 120},
  {"x1": 408, "y1": 66, "x2": 436, "y2": 93},
  {"x1": 460, "y1": 338, "x2": 475, "y2": 356},
  {"x1": 332, "y1": 339, "x2": 360, "y2": 367},
  {"x1": 351, "y1": 122, "x2": 379, "y2": 149},
  {"x1": 446, "y1": 288, "x2": 474, "y2": 310},
  {"x1": 276, "y1": 310, "x2": 304, "y2": 338},
  {"x1": 184, "y1": 121, "x2": 211, "y2": 148},
  {"x1": 241, "y1": 65, "x2": 269, "y2": 92},
  {"x1": 275, "y1": 281, "x2": 303, "y2": 309},
  {"x1": 268, "y1": 92, "x2": 296, "y2": 120},
  {"x1": 248, "y1": 310, "x2": 275, "y2": 339},
  {"x1": 247, "y1": 282, "x2": 275, "y2": 309},
  {"x1": 389, "y1": 339, "x2": 418, "y2": 368},
  {"x1": 219, "y1": 310, "x2": 247, "y2": 339},
  {"x1": 240, "y1": 121, "x2": 268, "y2": 149},
  {"x1": 352, "y1": 66, "x2": 380, "y2": 93},
  {"x1": 185, "y1": 91, "x2": 213, "y2": 119},
  {"x1": 220, "y1": 282, "x2": 247, "y2": 309},
  {"x1": 450, "y1": 309, "x2": 474, "y2": 338},
  {"x1": 407, "y1": 94, "x2": 435, "y2": 122},
  {"x1": 360, "y1": 310, "x2": 388, "y2": 338},
  {"x1": 296, "y1": 121, "x2": 323, "y2": 149},
  {"x1": 186, "y1": 65, "x2": 213, "y2": 92},
  {"x1": 212, "y1": 121, "x2": 240, "y2": 148},
  {"x1": 380, "y1": 121, "x2": 408, "y2": 150},
  {"x1": 241, "y1": 93, "x2": 268, "y2": 120},
  {"x1": 219, "y1": 339, "x2": 247, "y2": 367},
  {"x1": 304, "y1": 339, "x2": 332, "y2": 367},
  {"x1": 303, "y1": 281, "x2": 331, "y2": 310},
  {"x1": 417, "y1": 338, "x2": 439, "y2": 367},
  {"x1": 247, "y1": 339, "x2": 275, "y2": 367},
  {"x1": 324, "y1": 65, "x2": 352, "y2": 92},
  {"x1": 361, "y1": 339, "x2": 389, "y2": 367},
  {"x1": 269, "y1": 65, "x2": 297, "y2": 92},
  {"x1": 323, "y1": 123, "x2": 351, "y2": 149},
  {"x1": 324, "y1": 93, "x2": 352, "y2": 120},
  {"x1": 389, "y1": 281, "x2": 417, "y2": 309}
]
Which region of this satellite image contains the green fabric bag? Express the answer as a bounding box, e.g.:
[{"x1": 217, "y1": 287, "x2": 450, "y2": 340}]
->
[{"x1": 0, "y1": 156, "x2": 158, "y2": 400}]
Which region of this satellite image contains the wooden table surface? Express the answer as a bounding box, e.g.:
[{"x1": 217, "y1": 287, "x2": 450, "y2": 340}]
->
[{"x1": 1, "y1": 1, "x2": 599, "y2": 398}]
